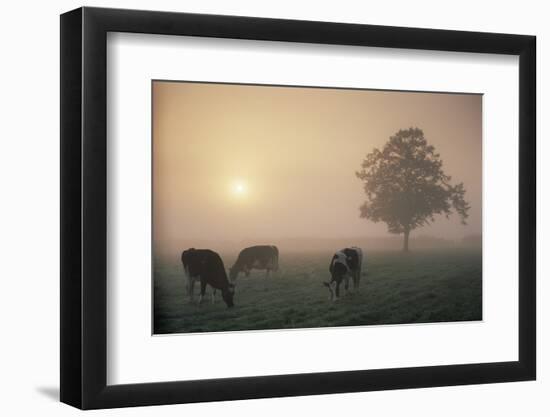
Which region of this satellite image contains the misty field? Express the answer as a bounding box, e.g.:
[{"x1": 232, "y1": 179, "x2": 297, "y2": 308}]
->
[{"x1": 153, "y1": 249, "x2": 482, "y2": 334}]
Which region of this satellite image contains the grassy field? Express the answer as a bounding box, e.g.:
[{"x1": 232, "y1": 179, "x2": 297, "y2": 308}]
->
[{"x1": 153, "y1": 249, "x2": 482, "y2": 334}]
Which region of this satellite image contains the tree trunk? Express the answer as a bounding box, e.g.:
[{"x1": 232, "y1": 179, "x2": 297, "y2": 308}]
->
[{"x1": 403, "y1": 228, "x2": 410, "y2": 252}]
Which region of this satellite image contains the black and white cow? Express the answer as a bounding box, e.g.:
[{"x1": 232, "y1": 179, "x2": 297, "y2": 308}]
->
[
  {"x1": 181, "y1": 248, "x2": 235, "y2": 308},
  {"x1": 229, "y1": 245, "x2": 279, "y2": 282},
  {"x1": 323, "y1": 247, "x2": 363, "y2": 301}
]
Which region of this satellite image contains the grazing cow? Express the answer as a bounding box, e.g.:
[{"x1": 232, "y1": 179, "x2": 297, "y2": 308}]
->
[
  {"x1": 323, "y1": 247, "x2": 363, "y2": 301},
  {"x1": 181, "y1": 248, "x2": 235, "y2": 308},
  {"x1": 229, "y1": 245, "x2": 279, "y2": 282}
]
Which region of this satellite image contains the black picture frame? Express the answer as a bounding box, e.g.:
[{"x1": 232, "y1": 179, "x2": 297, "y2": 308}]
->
[{"x1": 60, "y1": 6, "x2": 536, "y2": 410}]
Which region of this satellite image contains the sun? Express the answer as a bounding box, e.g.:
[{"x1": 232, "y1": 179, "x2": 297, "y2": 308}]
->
[{"x1": 231, "y1": 180, "x2": 248, "y2": 197}]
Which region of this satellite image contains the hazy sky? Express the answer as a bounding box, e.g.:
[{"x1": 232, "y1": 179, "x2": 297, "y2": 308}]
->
[{"x1": 153, "y1": 81, "x2": 481, "y2": 248}]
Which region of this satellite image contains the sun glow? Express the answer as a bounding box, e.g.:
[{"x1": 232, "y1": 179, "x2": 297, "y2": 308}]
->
[{"x1": 231, "y1": 180, "x2": 248, "y2": 197}]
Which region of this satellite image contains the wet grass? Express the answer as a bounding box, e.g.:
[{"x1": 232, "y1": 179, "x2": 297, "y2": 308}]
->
[{"x1": 153, "y1": 248, "x2": 482, "y2": 334}]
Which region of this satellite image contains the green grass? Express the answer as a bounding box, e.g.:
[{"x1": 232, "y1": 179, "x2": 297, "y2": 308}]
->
[{"x1": 153, "y1": 249, "x2": 482, "y2": 334}]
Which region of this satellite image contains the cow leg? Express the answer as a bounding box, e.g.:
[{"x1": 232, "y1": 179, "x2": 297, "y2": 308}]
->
[
  {"x1": 184, "y1": 268, "x2": 190, "y2": 296},
  {"x1": 198, "y1": 280, "x2": 207, "y2": 304},
  {"x1": 327, "y1": 281, "x2": 336, "y2": 301},
  {"x1": 211, "y1": 288, "x2": 216, "y2": 304},
  {"x1": 334, "y1": 282, "x2": 341, "y2": 301},
  {"x1": 189, "y1": 279, "x2": 195, "y2": 302},
  {"x1": 344, "y1": 276, "x2": 350, "y2": 296}
]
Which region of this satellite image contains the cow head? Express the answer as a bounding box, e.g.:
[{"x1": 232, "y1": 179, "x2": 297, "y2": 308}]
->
[
  {"x1": 229, "y1": 267, "x2": 238, "y2": 283},
  {"x1": 323, "y1": 280, "x2": 337, "y2": 301},
  {"x1": 222, "y1": 283, "x2": 235, "y2": 308},
  {"x1": 181, "y1": 248, "x2": 195, "y2": 264}
]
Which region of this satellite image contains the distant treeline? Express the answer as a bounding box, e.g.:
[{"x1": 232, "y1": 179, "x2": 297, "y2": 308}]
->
[{"x1": 155, "y1": 234, "x2": 482, "y2": 260}]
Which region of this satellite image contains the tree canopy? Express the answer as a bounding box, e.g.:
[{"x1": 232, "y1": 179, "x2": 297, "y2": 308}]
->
[{"x1": 355, "y1": 128, "x2": 470, "y2": 251}]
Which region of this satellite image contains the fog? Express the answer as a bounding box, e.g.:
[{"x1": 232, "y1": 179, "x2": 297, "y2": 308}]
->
[{"x1": 153, "y1": 81, "x2": 482, "y2": 257}]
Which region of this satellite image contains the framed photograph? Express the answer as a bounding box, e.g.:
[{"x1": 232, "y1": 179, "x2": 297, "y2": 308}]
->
[{"x1": 60, "y1": 7, "x2": 536, "y2": 409}]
